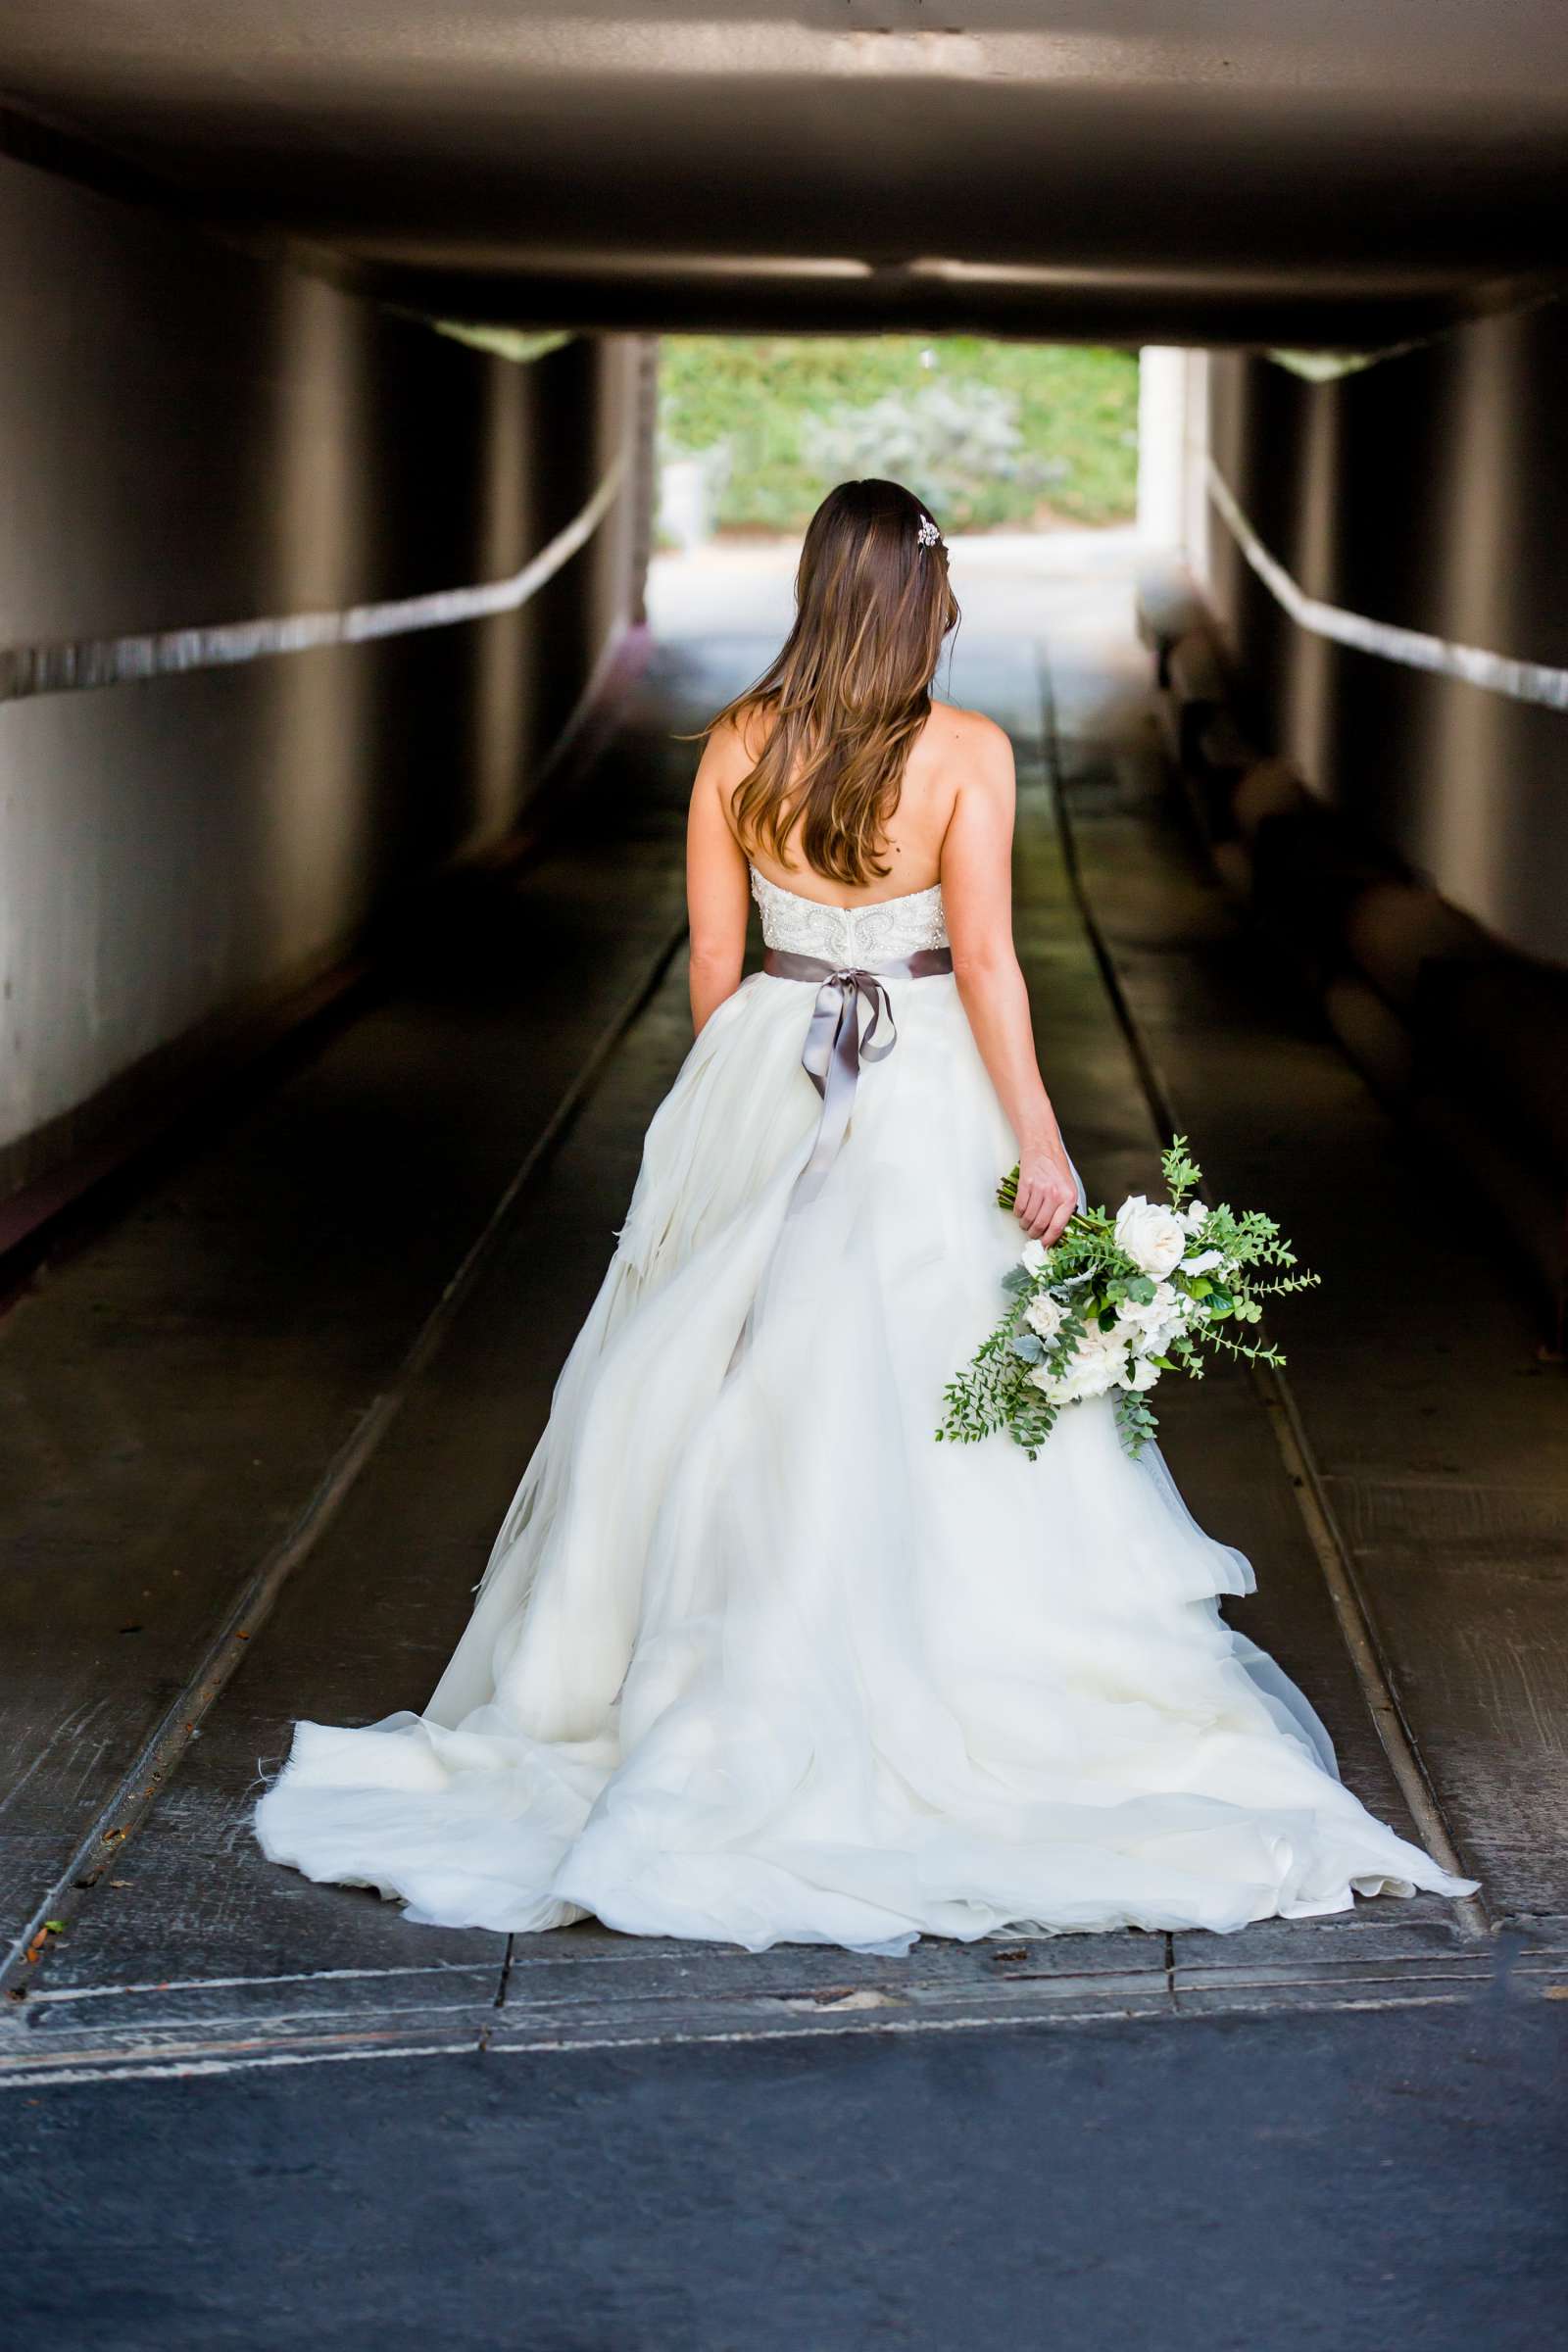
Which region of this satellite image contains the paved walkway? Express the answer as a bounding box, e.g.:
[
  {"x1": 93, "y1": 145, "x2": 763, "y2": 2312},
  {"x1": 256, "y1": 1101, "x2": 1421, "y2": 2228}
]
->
[
  {"x1": 1, "y1": 541, "x2": 1563, "y2": 2100},
  {"x1": 9, "y1": 1998, "x2": 1564, "y2": 2352}
]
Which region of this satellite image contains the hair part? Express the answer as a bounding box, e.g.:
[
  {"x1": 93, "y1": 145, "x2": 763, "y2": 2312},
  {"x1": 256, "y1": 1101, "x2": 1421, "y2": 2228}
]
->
[{"x1": 703, "y1": 478, "x2": 959, "y2": 889}]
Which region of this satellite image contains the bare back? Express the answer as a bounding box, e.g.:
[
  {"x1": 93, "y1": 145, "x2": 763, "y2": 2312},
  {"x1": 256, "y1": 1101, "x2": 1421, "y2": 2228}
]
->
[{"x1": 731, "y1": 699, "x2": 995, "y2": 906}]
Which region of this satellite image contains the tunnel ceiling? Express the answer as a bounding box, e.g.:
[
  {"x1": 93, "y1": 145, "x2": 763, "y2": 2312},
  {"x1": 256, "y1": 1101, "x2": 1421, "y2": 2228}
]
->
[{"x1": 3, "y1": 2, "x2": 1568, "y2": 345}]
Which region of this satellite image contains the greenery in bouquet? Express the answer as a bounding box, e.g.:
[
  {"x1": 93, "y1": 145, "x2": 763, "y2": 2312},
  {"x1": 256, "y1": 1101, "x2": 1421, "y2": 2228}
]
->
[{"x1": 937, "y1": 1138, "x2": 1318, "y2": 1460}]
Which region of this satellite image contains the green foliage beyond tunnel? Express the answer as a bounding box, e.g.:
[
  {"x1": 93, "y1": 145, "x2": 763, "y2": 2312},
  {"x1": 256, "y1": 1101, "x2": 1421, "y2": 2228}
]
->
[{"x1": 658, "y1": 336, "x2": 1140, "y2": 536}]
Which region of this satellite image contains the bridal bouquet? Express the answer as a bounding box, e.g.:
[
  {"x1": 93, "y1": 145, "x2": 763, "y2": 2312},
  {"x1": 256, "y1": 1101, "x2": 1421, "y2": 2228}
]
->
[{"x1": 938, "y1": 1137, "x2": 1317, "y2": 1460}]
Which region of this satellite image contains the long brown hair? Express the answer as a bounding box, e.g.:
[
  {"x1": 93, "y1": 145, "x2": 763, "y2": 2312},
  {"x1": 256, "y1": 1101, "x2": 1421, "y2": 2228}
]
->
[{"x1": 705, "y1": 478, "x2": 958, "y2": 889}]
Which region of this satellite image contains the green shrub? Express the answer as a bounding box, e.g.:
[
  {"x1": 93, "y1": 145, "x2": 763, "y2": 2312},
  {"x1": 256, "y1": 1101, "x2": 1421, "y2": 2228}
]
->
[{"x1": 659, "y1": 337, "x2": 1139, "y2": 534}]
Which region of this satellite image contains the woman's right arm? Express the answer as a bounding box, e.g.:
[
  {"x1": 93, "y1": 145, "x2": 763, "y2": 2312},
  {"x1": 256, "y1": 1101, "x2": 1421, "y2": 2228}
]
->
[
  {"x1": 685, "y1": 723, "x2": 753, "y2": 1032},
  {"x1": 940, "y1": 720, "x2": 1078, "y2": 1247}
]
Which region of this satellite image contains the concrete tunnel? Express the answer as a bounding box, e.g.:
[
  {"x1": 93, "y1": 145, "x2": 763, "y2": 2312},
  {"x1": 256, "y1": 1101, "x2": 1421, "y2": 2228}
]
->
[{"x1": 1, "y1": 5, "x2": 1566, "y2": 2060}]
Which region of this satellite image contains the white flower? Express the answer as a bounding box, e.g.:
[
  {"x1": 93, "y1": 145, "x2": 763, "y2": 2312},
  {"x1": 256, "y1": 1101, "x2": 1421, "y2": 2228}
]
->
[
  {"x1": 1115, "y1": 1280, "x2": 1177, "y2": 1337},
  {"x1": 1182, "y1": 1201, "x2": 1207, "y2": 1233},
  {"x1": 1116, "y1": 1281, "x2": 1187, "y2": 1358},
  {"x1": 1074, "y1": 1327, "x2": 1135, "y2": 1398},
  {"x1": 1019, "y1": 1239, "x2": 1048, "y2": 1274},
  {"x1": 1126, "y1": 1356, "x2": 1161, "y2": 1391},
  {"x1": 1181, "y1": 1248, "x2": 1226, "y2": 1277},
  {"x1": 1113, "y1": 1195, "x2": 1187, "y2": 1280},
  {"x1": 1024, "y1": 1292, "x2": 1065, "y2": 1343},
  {"x1": 1033, "y1": 1323, "x2": 1129, "y2": 1405}
]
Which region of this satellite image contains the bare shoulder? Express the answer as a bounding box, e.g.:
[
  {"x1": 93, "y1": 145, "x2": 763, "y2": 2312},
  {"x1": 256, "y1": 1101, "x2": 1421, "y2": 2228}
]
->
[
  {"x1": 926, "y1": 701, "x2": 1012, "y2": 760},
  {"x1": 696, "y1": 701, "x2": 767, "y2": 799},
  {"x1": 928, "y1": 703, "x2": 1014, "y2": 793},
  {"x1": 724, "y1": 696, "x2": 776, "y2": 765}
]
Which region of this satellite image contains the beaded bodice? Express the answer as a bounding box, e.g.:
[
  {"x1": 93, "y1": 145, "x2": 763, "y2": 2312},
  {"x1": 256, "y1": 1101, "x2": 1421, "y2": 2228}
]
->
[{"x1": 750, "y1": 866, "x2": 949, "y2": 964}]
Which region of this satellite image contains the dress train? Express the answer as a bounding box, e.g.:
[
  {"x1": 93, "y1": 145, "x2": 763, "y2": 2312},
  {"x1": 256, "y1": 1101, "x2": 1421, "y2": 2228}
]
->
[{"x1": 256, "y1": 870, "x2": 1476, "y2": 1951}]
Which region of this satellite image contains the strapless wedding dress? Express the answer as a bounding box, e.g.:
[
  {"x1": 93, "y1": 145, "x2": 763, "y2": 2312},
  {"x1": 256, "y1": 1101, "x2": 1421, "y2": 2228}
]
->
[{"x1": 255, "y1": 869, "x2": 1475, "y2": 1951}]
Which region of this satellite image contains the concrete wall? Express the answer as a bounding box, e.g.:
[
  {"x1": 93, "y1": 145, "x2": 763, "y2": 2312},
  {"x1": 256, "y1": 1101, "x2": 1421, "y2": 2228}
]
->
[
  {"x1": 0, "y1": 147, "x2": 646, "y2": 1208},
  {"x1": 1194, "y1": 308, "x2": 1568, "y2": 968}
]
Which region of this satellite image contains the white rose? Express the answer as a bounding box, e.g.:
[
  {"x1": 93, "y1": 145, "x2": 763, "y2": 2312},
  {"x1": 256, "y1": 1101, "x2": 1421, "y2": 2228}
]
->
[
  {"x1": 1113, "y1": 1195, "x2": 1187, "y2": 1280},
  {"x1": 1024, "y1": 1293, "x2": 1065, "y2": 1343},
  {"x1": 1129, "y1": 1320, "x2": 1185, "y2": 1362},
  {"x1": 1054, "y1": 1324, "x2": 1130, "y2": 1403},
  {"x1": 1115, "y1": 1280, "x2": 1177, "y2": 1337},
  {"x1": 1181, "y1": 1248, "x2": 1226, "y2": 1277},
  {"x1": 1126, "y1": 1355, "x2": 1162, "y2": 1391},
  {"x1": 1164, "y1": 1291, "x2": 1203, "y2": 1340},
  {"x1": 1019, "y1": 1239, "x2": 1048, "y2": 1274}
]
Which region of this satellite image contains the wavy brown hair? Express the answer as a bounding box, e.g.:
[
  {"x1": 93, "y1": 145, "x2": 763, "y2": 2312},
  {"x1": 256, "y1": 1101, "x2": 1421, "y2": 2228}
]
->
[{"x1": 704, "y1": 478, "x2": 958, "y2": 888}]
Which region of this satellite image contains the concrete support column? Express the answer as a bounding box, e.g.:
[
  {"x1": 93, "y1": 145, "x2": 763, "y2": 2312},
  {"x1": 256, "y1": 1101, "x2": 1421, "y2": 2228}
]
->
[{"x1": 1136, "y1": 347, "x2": 1189, "y2": 548}]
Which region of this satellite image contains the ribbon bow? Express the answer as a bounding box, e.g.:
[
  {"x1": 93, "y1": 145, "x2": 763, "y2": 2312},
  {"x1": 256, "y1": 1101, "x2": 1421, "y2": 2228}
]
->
[
  {"x1": 797, "y1": 967, "x2": 899, "y2": 1206},
  {"x1": 762, "y1": 944, "x2": 954, "y2": 1210}
]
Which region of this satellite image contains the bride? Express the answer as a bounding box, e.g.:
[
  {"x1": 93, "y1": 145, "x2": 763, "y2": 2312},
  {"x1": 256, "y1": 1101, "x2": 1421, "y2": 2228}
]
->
[{"x1": 256, "y1": 478, "x2": 1475, "y2": 1952}]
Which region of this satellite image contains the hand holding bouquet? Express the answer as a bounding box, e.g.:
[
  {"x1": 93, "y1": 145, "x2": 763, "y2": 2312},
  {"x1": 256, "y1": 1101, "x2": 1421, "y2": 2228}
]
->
[{"x1": 938, "y1": 1137, "x2": 1317, "y2": 1459}]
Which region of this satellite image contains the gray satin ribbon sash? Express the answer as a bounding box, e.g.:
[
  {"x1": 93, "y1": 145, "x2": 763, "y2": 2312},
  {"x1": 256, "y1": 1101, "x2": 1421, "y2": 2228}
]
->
[{"x1": 762, "y1": 944, "x2": 955, "y2": 1208}]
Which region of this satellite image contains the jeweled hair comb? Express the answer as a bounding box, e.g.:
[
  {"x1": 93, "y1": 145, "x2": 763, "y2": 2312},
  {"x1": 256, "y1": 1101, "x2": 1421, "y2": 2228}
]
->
[{"x1": 915, "y1": 514, "x2": 945, "y2": 551}]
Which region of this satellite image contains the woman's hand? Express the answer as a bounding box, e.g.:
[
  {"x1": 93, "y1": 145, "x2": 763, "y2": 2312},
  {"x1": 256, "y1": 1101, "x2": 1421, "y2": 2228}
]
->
[{"x1": 1013, "y1": 1145, "x2": 1077, "y2": 1247}]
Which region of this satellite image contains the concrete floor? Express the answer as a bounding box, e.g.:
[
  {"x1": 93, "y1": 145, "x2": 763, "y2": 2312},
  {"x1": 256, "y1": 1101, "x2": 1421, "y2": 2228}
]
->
[{"x1": 1, "y1": 536, "x2": 1564, "y2": 2340}]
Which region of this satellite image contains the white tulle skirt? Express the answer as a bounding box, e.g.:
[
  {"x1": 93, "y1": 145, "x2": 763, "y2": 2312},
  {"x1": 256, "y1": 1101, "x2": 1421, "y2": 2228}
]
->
[{"x1": 255, "y1": 967, "x2": 1476, "y2": 1951}]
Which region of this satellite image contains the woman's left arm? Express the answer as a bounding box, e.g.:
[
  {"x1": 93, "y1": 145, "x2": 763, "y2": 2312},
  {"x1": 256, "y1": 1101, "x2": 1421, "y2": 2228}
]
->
[{"x1": 685, "y1": 725, "x2": 753, "y2": 1032}]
